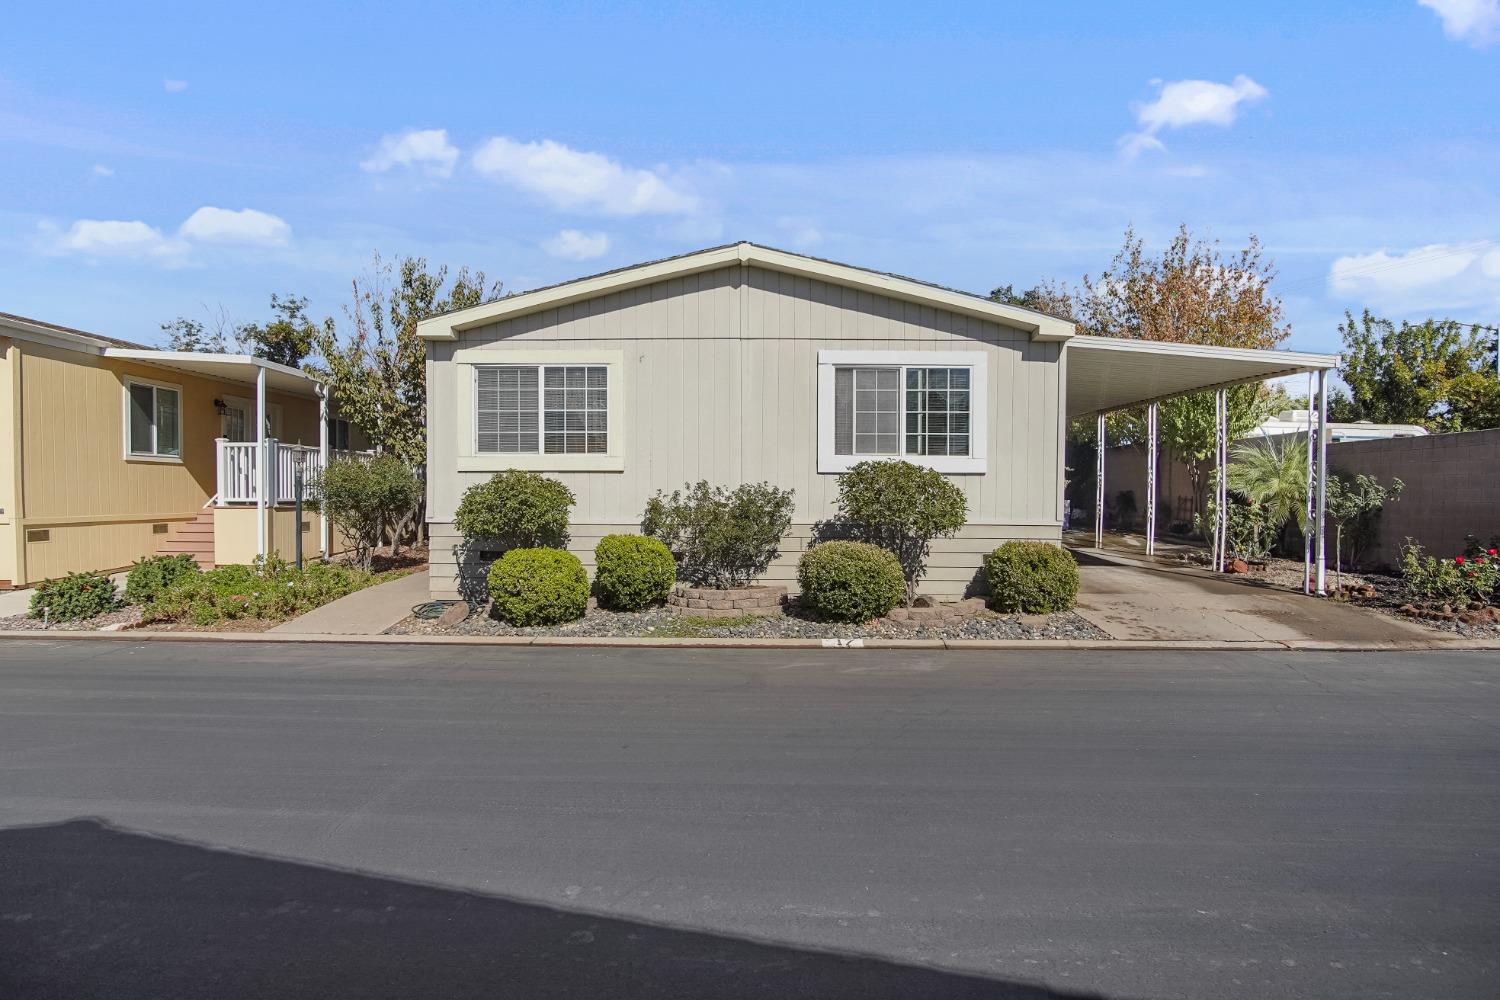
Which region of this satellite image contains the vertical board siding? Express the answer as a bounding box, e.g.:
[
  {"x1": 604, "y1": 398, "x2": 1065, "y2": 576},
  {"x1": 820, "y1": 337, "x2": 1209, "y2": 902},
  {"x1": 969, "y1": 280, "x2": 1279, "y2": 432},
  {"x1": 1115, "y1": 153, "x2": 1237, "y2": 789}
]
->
[{"x1": 430, "y1": 263, "x2": 1063, "y2": 535}]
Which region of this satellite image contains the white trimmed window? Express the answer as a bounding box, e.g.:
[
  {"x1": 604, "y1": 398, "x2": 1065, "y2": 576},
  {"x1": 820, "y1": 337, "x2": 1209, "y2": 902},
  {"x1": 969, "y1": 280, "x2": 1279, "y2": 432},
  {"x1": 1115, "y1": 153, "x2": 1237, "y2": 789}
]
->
[
  {"x1": 475, "y1": 364, "x2": 608, "y2": 455},
  {"x1": 818, "y1": 350, "x2": 986, "y2": 474},
  {"x1": 455, "y1": 349, "x2": 624, "y2": 473},
  {"x1": 124, "y1": 378, "x2": 182, "y2": 459}
]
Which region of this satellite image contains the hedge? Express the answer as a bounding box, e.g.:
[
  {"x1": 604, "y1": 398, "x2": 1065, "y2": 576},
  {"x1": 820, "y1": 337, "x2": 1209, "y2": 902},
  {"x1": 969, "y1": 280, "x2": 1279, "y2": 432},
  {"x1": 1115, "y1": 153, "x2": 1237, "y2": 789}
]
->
[
  {"x1": 488, "y1": 548, "x2": 589, "y2": 626},
  {"x1": 797, "y1": 540, "x2": 906, "y2": 623},
  {"x1": 594, "y1": 535, "x2": 676, "y2": 611},
  {"x1": 983, "y1": 541, "x2": 1079, "y2": 614}
]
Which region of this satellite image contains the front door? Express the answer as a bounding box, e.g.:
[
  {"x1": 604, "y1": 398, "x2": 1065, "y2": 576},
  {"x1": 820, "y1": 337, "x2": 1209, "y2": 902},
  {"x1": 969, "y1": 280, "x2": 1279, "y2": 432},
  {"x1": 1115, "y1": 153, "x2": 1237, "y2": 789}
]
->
[{"x1": 222, "y1": 397, "x2": 252, "y2": 442}]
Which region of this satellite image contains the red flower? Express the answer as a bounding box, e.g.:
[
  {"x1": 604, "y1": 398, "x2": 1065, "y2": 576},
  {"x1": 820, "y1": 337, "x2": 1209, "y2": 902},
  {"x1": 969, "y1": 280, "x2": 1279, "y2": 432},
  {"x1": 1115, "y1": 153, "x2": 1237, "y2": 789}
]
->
[
  {"x1": 1455, "y1": 556, "x2": 1466, "y2": 565},
  {"x1": 1489, "y1": 548, "x2": 1498, "y2": 556}
]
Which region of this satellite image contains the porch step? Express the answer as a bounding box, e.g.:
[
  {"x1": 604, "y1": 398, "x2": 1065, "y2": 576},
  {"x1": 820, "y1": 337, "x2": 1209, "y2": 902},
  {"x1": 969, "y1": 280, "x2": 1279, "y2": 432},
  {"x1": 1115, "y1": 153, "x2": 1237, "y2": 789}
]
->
[{"x1": 155, "y1": 512, "x2": 216, "y2": 570}]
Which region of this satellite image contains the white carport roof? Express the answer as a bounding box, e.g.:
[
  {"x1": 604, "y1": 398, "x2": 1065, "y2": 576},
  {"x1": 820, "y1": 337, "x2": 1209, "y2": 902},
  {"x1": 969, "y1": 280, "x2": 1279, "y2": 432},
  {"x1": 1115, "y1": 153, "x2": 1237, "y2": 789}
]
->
[
  {"x1": 103, "y1": 349, "x2": 323, "y2": 398},
  {"x1": 1065, "y1": 335, "x2": 1339, "y2": 417}
]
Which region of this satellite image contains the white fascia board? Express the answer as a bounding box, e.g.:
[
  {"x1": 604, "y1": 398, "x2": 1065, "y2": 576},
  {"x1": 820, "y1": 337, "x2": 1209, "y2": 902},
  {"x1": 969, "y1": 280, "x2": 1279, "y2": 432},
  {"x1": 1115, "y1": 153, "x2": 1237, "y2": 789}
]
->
[
  {"x1": 418, "y1": 242, "x2": 1077, "y2": 344},
  {"x1": 103, "y1": 349, "x2": 325, "y2": 387},
  {"x1": 1067, "y1": 335, "x2": 1341, "y2": 371},
  {"x1": 0, "y1": 317, "x2": 108, "y2": 355}
]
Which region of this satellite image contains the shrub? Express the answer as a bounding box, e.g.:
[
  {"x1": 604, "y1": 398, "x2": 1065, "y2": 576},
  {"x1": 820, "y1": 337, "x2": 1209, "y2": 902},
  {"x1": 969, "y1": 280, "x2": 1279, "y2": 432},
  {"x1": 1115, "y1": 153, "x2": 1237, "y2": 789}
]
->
[
  {"x1": 28, "y1": 571, "x2": 120, "y2": 622},
  {"x1": 642, "y1": 481, "x2": 794, "y2": 588},
  {"x1": 124, "y1": 554, "x2": 200, "y2": 605},
  {"x1": 307, "y1": 455, "x2": 424, "y2": 570},
  {"x1": 984, "y1": 542, "x2": 1079, "y2": 614},
  {"x1": 140, "y1": 558, "x2": 377, "y2": 625},
  {"x1": 833, "y1": 460, "x2": 967, "y2": 605},
  {"x1": 455, "y1": 470, "x2": 575, "y2": 551},
  {"x1": 593, "y1": 535, "x2": 675, "y2": 610},
  {"x1": 797, "y1": 541, "x2": 906, "y2": 623},
  {"x1": 1401, "y1": 540, "x2": 1497, "y2": 607},
  {"x1": 488, "y1": 548, "x2": 589, "y2": 626}
]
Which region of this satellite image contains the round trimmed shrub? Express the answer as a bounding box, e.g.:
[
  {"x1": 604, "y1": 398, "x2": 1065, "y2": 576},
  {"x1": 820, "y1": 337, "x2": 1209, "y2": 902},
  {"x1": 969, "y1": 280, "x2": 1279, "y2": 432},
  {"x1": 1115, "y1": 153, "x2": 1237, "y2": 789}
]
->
[
  {"x1": 487, "y1": 548, "x2": 588, "y2": 626},
  {"x1": 984, "y1": 541, "x2": 1079, "y2": 613},
  {"x1": 594, "y1": 535, "x2": 675, "y2": 611},
  {"x1": 797, "y1": 540, "x2": 906, "y2": 623}
]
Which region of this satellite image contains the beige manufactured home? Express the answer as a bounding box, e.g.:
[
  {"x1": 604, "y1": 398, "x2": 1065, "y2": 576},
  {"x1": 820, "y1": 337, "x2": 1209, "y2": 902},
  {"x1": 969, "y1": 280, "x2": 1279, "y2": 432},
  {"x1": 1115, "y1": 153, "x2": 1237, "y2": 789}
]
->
[
  {"x1": 419, "y1": 243, "x2": 1341, "y2": 600},
  {"x1": 0, "y1": 312, "x2": 368, "y2": 588}
]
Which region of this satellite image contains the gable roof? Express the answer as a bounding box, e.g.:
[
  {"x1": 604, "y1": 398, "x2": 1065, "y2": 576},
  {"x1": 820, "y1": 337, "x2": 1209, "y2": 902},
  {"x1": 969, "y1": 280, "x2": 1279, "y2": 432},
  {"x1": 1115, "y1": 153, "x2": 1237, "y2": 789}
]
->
[{"x1": 416, "y1": 242, "x2": 1076, "y2": 343}]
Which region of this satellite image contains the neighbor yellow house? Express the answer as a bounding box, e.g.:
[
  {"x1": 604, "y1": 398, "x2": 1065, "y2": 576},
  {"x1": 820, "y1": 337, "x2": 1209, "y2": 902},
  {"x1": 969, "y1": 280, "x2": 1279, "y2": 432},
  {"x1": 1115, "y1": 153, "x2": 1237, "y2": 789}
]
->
[{"x1": 0, "y1": 311, "x2": 369, "y2": 589}]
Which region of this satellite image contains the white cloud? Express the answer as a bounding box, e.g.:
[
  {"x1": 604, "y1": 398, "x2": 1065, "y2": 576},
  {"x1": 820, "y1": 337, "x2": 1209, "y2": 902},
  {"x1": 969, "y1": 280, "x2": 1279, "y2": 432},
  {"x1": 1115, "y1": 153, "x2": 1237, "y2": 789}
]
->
[
  {"x1": 1328, "y1": 241, "x2": 1500, "y2": 310},
  {"x1": 471, "y1": 136, "x2": 699, "y2": 215},
  {"x1": 360, "y1": 128, "x2": 460, "y2": 178},
  {"x1": 48, "y1": 206, "x2": 291, "y2": 262},
  {"x1": 163, "y1": 78, "x2": 188, "y2": 93},
  {"x1": 1419, "y1": 0, "x2": 1500, "y2": 46},
  {"x1": 57, "y1": 219, "x2": 177, "y2": 256},
  {"x1": 776, "y1": 216, "x2": 823, "y2": 247},
  {"x1": 178, "y1": 206, "x2": 291, "y2": 245},
  {"x1": 91, "y1": 164, "x2": 114, "y2": 177},
  {"x1": 1120, "y1": 75, "x2": 1268, "y2": 158},
  {"x1": 542, "y1": 229, "x2": 611, "y2": 261}
]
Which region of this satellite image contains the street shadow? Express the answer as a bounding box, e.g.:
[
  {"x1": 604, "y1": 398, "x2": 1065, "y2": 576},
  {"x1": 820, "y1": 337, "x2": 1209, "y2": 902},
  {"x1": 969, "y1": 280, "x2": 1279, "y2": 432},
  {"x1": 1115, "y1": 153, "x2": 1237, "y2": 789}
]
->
[{"x1": 0, "y1": 819, "x2": 1106, "y2": 1000}]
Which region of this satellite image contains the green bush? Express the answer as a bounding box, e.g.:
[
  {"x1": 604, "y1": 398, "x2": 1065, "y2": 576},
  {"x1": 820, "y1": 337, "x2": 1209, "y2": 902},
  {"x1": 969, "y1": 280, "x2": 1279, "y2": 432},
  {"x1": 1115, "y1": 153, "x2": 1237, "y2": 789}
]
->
[
  {"x1": 984, "y1": 542, "x2": 1079, "y2": 613},
  {"x1": 797, "y1": 541, "x2": 906, "y2": 623},
  {"x1": 593, "y1": 535, "x2": 676, "y2": 610},
  {"x1": 28, "y1": 571, "x2": 120, "y2": 621},
  {"x1": 488, "y1": 548, "x2": 589, "y2": 626},
  {"x1": 833, "y1": 459, "x2": 967, "y2": 605},
  {"x1": 307, "y1": 454, "x2": 424, "y2": 570},
  {"x1": 141, "y1": 557, "x2": 377, "y2": 625},
  {"x1": 642, "y1": 481, "x2": 795, "y2": 588},
  {"x1": 124, "y1": 554, "x2": 201, "y2": 605},
  {"x1": 455, "y1": 470, "x2": 575, "y2": 551}
]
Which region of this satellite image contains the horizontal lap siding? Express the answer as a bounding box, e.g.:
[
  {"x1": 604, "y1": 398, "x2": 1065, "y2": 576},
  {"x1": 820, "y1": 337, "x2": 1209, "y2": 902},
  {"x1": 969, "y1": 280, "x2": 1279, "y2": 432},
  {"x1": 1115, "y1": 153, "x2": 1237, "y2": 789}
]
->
[{"x1": 427, "y1": 264, "x2": 1064, "y2": 599}]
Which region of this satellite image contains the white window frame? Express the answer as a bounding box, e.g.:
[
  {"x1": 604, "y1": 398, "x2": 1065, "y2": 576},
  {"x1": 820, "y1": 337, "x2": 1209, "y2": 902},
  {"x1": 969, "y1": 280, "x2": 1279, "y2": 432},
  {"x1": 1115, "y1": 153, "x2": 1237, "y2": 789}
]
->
[
  {"x1": 122, "y1": 376, "x2": 184, "y2": 464},
  {"x1": 817, "y1": 350, "x2": 987, "y2": 475},
  {"x1": 454, "y1": 348, "x2": 625, "y2": 472}
]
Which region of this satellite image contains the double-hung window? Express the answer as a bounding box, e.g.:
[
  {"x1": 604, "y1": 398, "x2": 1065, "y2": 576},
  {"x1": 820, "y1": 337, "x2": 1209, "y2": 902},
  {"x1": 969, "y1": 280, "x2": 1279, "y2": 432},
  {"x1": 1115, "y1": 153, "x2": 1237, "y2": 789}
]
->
[
  {"x1": 125, "y1": 379, "x2": 182, "y2": 459},
  {"x1": 475, "y1": 364, "x2": 609, "y2": 455},
  {"x1": 818, "y1": 350, "x2": 987, "y2": 474}
]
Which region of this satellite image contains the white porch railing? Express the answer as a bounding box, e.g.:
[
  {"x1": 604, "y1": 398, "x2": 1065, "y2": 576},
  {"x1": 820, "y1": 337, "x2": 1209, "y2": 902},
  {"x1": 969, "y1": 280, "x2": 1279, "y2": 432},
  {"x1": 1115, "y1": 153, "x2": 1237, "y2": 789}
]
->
[{"x1": 216, "y1": 439, "x2": 371, "y2": 506}]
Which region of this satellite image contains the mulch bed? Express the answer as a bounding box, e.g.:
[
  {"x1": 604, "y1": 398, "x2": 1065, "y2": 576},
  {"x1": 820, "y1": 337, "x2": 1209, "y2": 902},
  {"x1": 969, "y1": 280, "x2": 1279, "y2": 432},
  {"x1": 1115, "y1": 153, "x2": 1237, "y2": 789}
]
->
[{"x1": 388, "y1": 603, "x2": 1107, "y2": 641}]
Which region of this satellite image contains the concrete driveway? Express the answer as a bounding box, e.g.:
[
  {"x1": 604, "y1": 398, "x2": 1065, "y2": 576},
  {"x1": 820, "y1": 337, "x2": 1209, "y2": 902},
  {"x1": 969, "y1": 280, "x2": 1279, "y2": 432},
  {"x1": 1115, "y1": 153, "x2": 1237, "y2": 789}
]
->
[{"x1": 1072, "y1": 547, "x2": 1438, "y2": 644}]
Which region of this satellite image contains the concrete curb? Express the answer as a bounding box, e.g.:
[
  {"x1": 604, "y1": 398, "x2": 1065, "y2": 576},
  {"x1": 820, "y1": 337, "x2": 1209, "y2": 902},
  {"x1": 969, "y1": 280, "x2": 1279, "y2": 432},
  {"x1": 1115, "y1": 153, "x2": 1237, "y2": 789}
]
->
[{"x1": 0, "y1": 629, "x2": 1495, "y2": 653}]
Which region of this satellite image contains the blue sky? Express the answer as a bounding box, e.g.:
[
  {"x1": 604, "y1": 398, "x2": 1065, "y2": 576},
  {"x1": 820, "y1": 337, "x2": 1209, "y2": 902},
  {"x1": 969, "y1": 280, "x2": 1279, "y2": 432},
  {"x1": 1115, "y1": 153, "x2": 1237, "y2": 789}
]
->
[{"x1": 3, "y1": 0, "x2": 1498, "y2": 353}]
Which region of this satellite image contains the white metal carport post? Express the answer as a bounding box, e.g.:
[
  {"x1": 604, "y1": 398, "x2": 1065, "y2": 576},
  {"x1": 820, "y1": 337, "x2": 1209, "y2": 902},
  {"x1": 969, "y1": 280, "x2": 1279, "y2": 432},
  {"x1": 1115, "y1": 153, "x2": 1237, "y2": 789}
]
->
[
  {"x1": 1214, "y1": 387, "x2": 1228, "y2": 571},
  {"x1": 318, "y1": 383, "x2": 330, "y2": 560},
  {"x1": 1146, "y1": 402, "x2": 1158, "y2": 557},
  {"x1": 1094, "y1": 413, "x2": 1106, "y2": 549},
  {"x1": 1315, "y1": 369, "x2": 1329, "y2": 594},
  {"x1": 255, "y1": 364, "x2": 267, "y2": 559},
  {"x1": 1303, "y1": 372, "x2": 1316, "y2": 594}
]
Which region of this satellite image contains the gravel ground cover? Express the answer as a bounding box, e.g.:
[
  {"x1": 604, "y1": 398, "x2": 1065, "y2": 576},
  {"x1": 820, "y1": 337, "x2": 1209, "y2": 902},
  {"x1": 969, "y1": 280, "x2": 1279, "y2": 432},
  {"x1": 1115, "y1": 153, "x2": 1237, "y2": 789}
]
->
[
  {"x1": 0, "y1": 606, "x2": 143, "y2": 632},
  {"x1": 388, "y1": 603, "x2": 1108, "y2": 641}
]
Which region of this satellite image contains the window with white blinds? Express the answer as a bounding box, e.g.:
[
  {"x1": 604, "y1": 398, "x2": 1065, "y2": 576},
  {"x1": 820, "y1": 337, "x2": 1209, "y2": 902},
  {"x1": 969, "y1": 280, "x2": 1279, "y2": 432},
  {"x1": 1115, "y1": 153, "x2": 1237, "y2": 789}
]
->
[
  {"x1": 475, "y1": 364, "x2": 607, "y2": 455},
  {"x1": 819, "y1": 350, "x2": 986, "y2": 475},
  {"x1": 832, "y1": 365, "x2": 970, "y2": 458}
]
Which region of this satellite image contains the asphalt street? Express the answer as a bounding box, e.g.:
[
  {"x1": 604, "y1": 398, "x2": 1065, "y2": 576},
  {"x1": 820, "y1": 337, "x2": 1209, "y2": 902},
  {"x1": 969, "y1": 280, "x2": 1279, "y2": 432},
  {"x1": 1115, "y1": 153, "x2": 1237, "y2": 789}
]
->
[{"x1": 0, "y1": 640, "x2": 1496, "y2": 999}]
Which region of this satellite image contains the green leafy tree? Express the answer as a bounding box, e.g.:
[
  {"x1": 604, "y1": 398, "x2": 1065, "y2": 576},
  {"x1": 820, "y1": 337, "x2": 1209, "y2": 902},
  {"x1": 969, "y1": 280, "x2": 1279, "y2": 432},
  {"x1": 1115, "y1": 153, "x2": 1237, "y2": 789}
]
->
[
  {"x1": 235, "y1": 293, "x2": 326, "y2": 368},
  {"x1": 316, "y1": 253, "x2": 503, "y2": 465},
  {"x1": 160, "y1": 316, "x2": 230, "y2": 353},
  {"x1": 832, "y1": 459, "x2": 968, "y2": 606},
  {"x1": 1329, "y1": 310, "x2": 1499, "y2": 431},
  {"x1": 1325, "y1": 472, "x2": 1403, "y2": 583},
  {"x1": 307, "y1": 455, "x2": 425, "y2": 570}
]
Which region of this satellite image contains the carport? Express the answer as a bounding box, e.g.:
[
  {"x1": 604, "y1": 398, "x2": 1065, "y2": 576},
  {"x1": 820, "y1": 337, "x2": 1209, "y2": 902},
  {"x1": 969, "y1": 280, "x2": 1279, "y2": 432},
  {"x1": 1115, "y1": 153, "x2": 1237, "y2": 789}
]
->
[{"x1": 1064, "y1": 335, "x2": 1341, "y2": 592}]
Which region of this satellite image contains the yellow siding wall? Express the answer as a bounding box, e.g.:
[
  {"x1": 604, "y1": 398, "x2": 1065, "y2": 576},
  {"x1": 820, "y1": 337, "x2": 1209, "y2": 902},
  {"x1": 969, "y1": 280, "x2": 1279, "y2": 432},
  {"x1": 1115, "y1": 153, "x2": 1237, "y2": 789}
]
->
[
  {"x1": 213, "y1": 506, "x2": 323, "y2": 566},
  {"x1": 0, "y1": 340, "x2": 18, "y2": 585},
  {"x1": 15, "y1": 342, "x2": 319, "y2": 584}
]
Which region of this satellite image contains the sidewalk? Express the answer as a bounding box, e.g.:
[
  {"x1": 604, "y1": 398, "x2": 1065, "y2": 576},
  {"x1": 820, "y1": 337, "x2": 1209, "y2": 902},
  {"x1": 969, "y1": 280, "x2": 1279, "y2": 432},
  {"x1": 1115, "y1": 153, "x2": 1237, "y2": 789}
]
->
[{"x1": 269, "y1": 570, "x2": 430, "y2": 636}]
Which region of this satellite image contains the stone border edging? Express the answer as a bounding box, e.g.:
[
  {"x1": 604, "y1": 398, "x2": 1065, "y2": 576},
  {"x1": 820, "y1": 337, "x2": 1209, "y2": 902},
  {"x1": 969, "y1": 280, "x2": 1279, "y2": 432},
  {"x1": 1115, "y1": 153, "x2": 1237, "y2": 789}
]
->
[{"x1": 0, "y1": 629, "x2": 1493, "y2": 652}]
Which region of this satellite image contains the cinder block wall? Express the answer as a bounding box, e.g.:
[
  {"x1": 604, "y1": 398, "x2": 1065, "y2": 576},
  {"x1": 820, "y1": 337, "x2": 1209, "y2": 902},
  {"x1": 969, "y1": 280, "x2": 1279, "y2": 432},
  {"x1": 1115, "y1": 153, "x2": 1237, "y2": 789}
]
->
[{"x1": 1327, "y1": 428, "x2": 1500, "y2": 564}]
